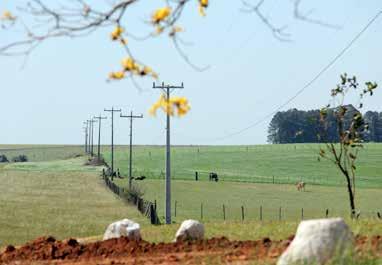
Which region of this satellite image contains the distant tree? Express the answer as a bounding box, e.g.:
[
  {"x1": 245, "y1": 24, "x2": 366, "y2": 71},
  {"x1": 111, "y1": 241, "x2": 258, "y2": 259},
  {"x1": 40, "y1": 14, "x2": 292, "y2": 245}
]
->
[
  {"x1": 0, "y1": 154, "x2": 9, "y2": 163},
  {"x1": 318, "y1": 73, "x2": 377, "y2": 218},
  {"x1": 267, "y1": 104, "x2": 382, "y2": 144}
]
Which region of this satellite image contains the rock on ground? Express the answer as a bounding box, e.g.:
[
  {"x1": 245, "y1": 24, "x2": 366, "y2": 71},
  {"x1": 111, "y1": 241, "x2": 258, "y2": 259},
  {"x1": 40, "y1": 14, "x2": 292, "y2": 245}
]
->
[
  {"x1": 174, "y1": 219, "x2": 204, "y2": 242},
  {"x1": 277, "y1": 218, "x2": 353, "y2": 265},
  {"x1": 103, "y1": 219, "x2": 141, "y2": 241}
]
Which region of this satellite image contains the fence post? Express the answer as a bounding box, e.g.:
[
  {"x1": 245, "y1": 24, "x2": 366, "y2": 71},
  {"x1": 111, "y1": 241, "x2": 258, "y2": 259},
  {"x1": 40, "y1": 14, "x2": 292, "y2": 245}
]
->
[
  {"x1": 301, "y1": 208, "x2": 304, "y2": 220},
  {"x1": 201, "y1": 203, "x2": 203, "y2": 220},
  {"x1": 325, "y1": 209, "x2": 329, "y2": 218},
  {"x1": 260, "y1": 206, "x2": 263, "y2": 221},
  {"x1": 273, "y1": 176, "x2": 275, "y2": 184},
  {"x1": 279, "y1": 207, "x2": 282, "y2": 221},
  {"x1": 223, "y1": 204, "x2": 226, "y2": 221},
  {"x1": 241, "y1": 206, "x2": 245, "y2": 221}
]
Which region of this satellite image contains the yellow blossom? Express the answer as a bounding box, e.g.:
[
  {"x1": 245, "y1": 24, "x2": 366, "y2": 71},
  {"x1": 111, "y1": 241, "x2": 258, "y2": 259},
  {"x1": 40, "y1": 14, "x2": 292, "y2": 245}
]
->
[
  {"x1": 1, "y1": 10, "x2": 16, "y2": 21},
  {"x1": 152, "y1": 7, "x2": 171, "y2": 24},
  {"x1": 198, "y1": 5, "x2": 206, "y2": 16},
  {"x1": 121, "y1": 57, "x2": 139, "y2": 72},
  {"x1": 109, "y1": 71, "x2": 125, "y2": 80},
  {"x1": 120, "y1": 38, "x2": 128, "y2": 45},
  {"x1": 110, "y1": 26, "x2": 124, "y2": 40},
  {"x1": 200, "y1": 0, "x2": 208, "y2": 7},
  {"x1": 169, "y1": 26, "x2": 183, "y2": 37},
  {"x1": 198, "y1": 0, "x2": 208, "y2": 16},
  {"x1": 149, "y1": 94, "x2": 190, "y2": 117}
]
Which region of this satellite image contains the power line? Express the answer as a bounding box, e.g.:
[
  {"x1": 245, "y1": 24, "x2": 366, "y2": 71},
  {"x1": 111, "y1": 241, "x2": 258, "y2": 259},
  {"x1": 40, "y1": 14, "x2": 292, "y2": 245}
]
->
[{"x1": 209, "y1": 10, "x2": 382, "y2": 142}]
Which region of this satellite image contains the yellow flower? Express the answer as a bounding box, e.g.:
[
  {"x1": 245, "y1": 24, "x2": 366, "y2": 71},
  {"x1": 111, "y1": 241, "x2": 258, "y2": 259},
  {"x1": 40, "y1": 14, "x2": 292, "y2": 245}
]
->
[
  {"x1": 152, "y1": 7, "x2": 171, "y2": 24},
  {"x1": 200, "y1": 0, "x2": 208, "y2": 7},
  {"x1": 120, "y1": 38, "x2": 128, "y2": 45},
  {"x1": 121, "y1": 57, "x2": 139, "y2": 72},
  {"x1": 169, "y1": 26, "x2": 183, "y2": 37},
  {"x1": 149, "y1": 94, "x2": 190, "y2": 117},
  {"x1": 198, "y1": 5, "x2": 206, "y2": 16},
  {"x1": 198, "y1": 0, "x2": 208, "y2": 16},
  {"x1": 109, "y1": 71, "x2": 125, "y2": 80},
  {"x1": 1, "y1": 10, "x2": 16, "y2": 21},
  {"x1": 110, "y1": 26, "x2": 124, "y2": 40}
]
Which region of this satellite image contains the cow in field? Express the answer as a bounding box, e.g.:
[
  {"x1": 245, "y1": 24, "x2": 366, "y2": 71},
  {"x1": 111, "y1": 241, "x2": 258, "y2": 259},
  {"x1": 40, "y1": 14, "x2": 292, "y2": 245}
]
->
[
  {"x1": 296, "y1": 181, "x2": 305, "y2": 191},
  {"x1": 209, "y1": 172, "x2": 219, "y2": 182}
]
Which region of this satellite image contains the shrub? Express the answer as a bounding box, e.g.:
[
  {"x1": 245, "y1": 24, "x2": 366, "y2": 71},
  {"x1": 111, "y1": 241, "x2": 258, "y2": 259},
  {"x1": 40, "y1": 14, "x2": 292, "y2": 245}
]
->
[
  {"x1": 12, "y1": 154, "x2": 28, "y2": 163},
  {"x1": 0, "y1": 154, "x2": 9, "y2": 163}
]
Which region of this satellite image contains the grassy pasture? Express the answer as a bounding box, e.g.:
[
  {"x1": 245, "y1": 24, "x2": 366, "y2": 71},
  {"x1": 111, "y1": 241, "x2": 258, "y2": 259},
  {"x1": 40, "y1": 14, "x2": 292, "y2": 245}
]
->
[
  {"x1": 0, "y1": 156, "x2": 148, "y2": 247},
  {"x1": 113, "y1": 179, "x2": 382, "y2": 223},
  {"x1": 106, "y1": 143, "x2": 382, "y2": 188},
  {"x1": 0, "y1": 144, "x2": 85, "y2": 162},
  {"x1": 106, "y1": 143, "x2": 382, "y2": 222}
]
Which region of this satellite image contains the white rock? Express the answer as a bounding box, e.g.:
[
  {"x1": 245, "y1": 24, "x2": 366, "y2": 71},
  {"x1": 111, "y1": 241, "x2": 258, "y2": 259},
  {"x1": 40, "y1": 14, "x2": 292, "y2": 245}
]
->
[
  {"x1": 277, "y1": 218, "x2": 353, "y2": 265},
  {"x1": 174, "y1": 219, "x2": 204, "y2": 242},
  {"x1": 103, "y1": 219, "x2": 141, "y2": 241}
]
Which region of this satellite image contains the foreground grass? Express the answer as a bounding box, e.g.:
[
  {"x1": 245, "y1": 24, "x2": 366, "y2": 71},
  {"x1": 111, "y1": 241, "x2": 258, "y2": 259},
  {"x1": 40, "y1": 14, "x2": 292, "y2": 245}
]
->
[{"x1": 0, "y1": 157, "x2": 148, "y2": 247}]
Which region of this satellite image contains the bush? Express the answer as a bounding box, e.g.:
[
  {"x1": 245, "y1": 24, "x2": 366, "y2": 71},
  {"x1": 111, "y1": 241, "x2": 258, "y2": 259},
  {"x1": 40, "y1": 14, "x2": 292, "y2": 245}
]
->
[
  {"x1": 12, "y1": 154, "x2": 28, "y2": 163},
  {"x1": 0, "y1": 154, "x2": 9, "y2": 163},
  {"x1": 127, "y1": 184, "x2": 144, "y2": 198}
]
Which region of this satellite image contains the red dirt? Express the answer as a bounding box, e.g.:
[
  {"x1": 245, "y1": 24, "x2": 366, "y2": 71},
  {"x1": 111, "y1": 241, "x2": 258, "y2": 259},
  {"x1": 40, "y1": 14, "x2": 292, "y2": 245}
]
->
[{"x1": 1, "y1": 235, "x2": 381, "y2": 265}]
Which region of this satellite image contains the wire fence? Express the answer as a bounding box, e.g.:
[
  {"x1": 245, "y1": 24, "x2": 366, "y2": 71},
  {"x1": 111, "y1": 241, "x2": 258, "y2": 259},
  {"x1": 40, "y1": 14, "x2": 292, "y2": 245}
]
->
[
  {"x1": 102, "y1": 174, "x2": 160, "y2": 225},
  {"x1": 164, "y1": 200, "x2": 382, "y2": 222}
]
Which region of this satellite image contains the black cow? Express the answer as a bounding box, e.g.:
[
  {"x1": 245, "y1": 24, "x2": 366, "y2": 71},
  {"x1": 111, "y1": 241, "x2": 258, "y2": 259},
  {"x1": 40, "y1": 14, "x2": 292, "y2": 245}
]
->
[
  {"x1": 209, "y1": 172, "x2": 218, "y2": 182},
  {"x1": 135, "y1": 175, "x2": 146, "y2": 181}
]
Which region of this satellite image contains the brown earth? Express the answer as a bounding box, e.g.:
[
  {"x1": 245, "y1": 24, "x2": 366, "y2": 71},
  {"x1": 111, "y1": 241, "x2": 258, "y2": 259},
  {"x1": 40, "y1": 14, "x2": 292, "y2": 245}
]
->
[{"x1": 1, "y1": 235, "x2": 381, "y2": 265}]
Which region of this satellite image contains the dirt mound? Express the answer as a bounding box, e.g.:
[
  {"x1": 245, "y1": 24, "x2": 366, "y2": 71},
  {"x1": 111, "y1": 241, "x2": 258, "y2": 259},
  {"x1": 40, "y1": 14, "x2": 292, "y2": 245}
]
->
[
  {"x1": 84, "y1": 156, "x2": 106, "y2": 166},
  {"x1": 1, "y1": 234, "x2": 381, "y2": 265}
]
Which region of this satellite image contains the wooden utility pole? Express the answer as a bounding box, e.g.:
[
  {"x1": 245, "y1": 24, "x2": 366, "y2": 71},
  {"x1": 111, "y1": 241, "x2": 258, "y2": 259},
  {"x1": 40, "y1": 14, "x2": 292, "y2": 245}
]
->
[
  {"x1": 94, "y1": 115, "x2": 107, "y2": 161},
  {"x1": 86, "y1": 120, "x2": 91, "y2": 154},
  {"x1": 104, "y1": 107, "x2": 121, "y2": 175},
  {"x1": 83, "y1": 121, "x2": 88, "y2": 153},
  {"x1": 90, "y1": 119, "x2": 97, "y2": 157},
  {"x1": 120, "y1": 111, "x2": 143, "y2": 190},
  {"x1": 153, "y1": 82, "x2": 184, "y2": 224}
]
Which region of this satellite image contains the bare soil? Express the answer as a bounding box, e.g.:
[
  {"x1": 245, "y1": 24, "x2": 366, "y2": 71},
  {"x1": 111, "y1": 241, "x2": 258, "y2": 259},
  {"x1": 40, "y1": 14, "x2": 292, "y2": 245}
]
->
[{"x1": 1, "y1": 235, "x2": 381, "y2": 264}]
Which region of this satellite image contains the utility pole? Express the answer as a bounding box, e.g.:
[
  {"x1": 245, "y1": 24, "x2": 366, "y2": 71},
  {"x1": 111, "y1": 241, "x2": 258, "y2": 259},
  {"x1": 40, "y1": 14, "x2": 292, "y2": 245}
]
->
[
  {"x1": 83, "y1": 121, "x2": 88, "y2": 153},
  {"x1": 90, "y1": 119, "x2": 97, "y2": 157},
  {"x1": 153, "y1": 82, "x2": 184, "y2": 224},
  {"x1": 120, "y1": 111, "x2": 143, "y2": 190},
  {"x1": 94, "y1": 115, "x2": 107, "y2": 161},
  {"x1": 104, "y1": 107, "x2": 121, "y2": 176},
  {"x1": 86, "y1": 120, "x2": 91, "y2": 154}
]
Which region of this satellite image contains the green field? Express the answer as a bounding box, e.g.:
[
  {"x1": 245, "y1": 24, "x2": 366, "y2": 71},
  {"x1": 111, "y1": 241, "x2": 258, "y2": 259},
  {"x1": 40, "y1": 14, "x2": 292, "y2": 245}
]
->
[
  {"x1": 106, "y1": 143, "x2": 382, "y2": 222},
  {"x1": 0, "y1": 153, "x2": 148, "y2": 247},
  {"x1": 106, "y1": 143, "x2": 382, "y2": 188},
  {"x1": 0, "y1": 145, "x2": 85, "y2": 162},
  {"x1": 1, "y1": 144, "x2": 382, "y2": 248}
]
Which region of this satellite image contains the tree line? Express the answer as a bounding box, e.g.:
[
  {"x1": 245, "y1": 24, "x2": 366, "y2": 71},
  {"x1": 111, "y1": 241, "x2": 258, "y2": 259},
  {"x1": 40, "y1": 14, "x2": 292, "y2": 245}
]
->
[{"x1": 267, "y1": 105, "x2": 382, "y2": 143}]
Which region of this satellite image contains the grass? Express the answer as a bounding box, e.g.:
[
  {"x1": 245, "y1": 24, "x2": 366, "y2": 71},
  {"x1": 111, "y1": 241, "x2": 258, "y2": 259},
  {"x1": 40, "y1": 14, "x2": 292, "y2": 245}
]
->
[
  {"x1": 104, "y1": 143, "x2": 382, "y2": 222},
  {"x1": 113, "y1": 179, "x2": 382, "y2": 223},
  {"x1": 0, "y1": 156, "x2": 148, "y2": 247},
  {"x1": 106, "y1": 143, "x2": 382, "y2": 188},
  {"x1": 0, "y1": 144, "x2": 85, "y2": 162}
]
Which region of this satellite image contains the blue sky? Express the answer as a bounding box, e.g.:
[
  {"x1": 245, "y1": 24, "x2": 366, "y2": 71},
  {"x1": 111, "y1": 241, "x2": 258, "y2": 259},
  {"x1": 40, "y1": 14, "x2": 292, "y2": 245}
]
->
[{"x1": 0, "y1": 0, "x2": 381, "y2": 145}]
